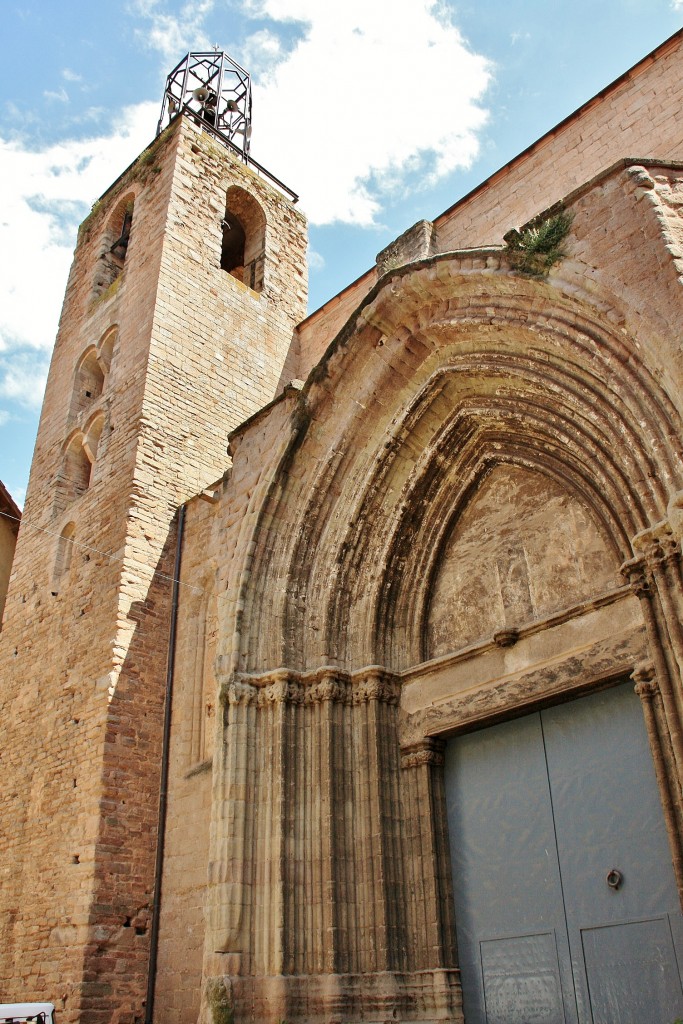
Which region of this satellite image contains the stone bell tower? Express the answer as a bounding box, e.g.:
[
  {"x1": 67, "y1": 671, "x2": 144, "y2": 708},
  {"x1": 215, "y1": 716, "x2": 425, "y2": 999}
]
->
[{"x1": 0, "y1": 52, "x2": 307, "y2": 1024}]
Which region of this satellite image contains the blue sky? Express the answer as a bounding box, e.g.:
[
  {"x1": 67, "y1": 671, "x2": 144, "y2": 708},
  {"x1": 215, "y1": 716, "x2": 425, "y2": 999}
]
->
[{"x1": 1, "y1": 0, "x2": 682, "y2": 504}]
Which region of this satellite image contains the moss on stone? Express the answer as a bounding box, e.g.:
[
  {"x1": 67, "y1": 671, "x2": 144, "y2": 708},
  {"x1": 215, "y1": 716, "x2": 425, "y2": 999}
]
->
[
  {"x1": 206, "y1": 978, "x2": 234, "y2": 1024},
  {"x1": 89, "y1": 273, "x2": 122, "y2": 310}
]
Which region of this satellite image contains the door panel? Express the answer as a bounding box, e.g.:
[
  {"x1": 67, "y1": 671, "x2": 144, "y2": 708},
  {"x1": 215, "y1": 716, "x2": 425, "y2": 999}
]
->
[
  {"x1": 445, "y1": 712, "x2": 578, "y2": 1023},
  {"x1": 444, "y1": 682, "x2": 683, "y2": 1023},
  {"x1": 581, "y1": 917, "x2": 682, "y2": 1024},
  {"x1": 540, "y1": 686, "x2": 683, "y2": 1020},
  {"x1": 480, "y1": 931, "x2": 565, "y2": 1024}
]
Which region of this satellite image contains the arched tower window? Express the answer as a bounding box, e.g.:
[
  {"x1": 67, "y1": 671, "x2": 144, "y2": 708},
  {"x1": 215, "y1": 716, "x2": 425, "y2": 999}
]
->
[
  {"x1": 98, "y1": 325, "x2": 117, "y2": 373},
  {"x1": 52, "y1": 522, "x2": 76, "y2": 593},
  {"x1": 68, "y1": 327, "x2": 117, "y2": 427},
  {"x1": 69, "y1": 348, "x2": 104, "y2": 422},
  {"x1": 220, "y1": 213, "x2": 247, "y2": 274},
  {"x1": 54, "y1": 433, "x2": 92, "y2": 517},
  {"x1": 83, "y1": 413, "x2": 105, "y2": 467},
  {"x1": 221, "y1": 186, "x2": 265, "y2": 292},
  {"x1": 93, "y1": 195, "x2": 135, "y2": 298},
  {"x1": 64, "y1": 434, "x2": 91, "y2": 498}
]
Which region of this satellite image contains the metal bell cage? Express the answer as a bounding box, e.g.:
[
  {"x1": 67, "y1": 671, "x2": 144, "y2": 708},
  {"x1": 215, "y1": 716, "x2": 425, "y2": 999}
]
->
[{"x1": 157, "y1": 51, "x2": 253, "y2": 162}]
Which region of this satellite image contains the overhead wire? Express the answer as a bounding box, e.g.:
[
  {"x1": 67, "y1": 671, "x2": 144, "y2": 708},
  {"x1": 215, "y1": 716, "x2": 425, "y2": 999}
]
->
[{"x1": 0, "y1": 508, "x2": 204, "y2": 594}]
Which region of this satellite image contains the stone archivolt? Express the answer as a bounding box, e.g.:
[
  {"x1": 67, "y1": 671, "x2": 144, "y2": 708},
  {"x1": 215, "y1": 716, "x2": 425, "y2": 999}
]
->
[
  {"x1": 201, "y1": 170, "x2": 683, "y2": 1022},
  {"x1": 235, "y1": 257, "x2": 683, "y2": 678}
]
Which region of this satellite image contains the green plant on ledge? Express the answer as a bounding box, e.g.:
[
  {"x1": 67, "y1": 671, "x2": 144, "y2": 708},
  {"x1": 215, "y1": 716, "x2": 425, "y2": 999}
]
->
[{"x1": 504, "y1": 210, "x2": 573, "y2": 277}]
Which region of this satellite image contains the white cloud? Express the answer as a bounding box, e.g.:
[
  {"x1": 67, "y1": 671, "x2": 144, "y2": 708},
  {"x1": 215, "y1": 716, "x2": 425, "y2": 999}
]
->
[
  {"x1": 0, "y1": 101, "x2": 157, "y2": 358},
  {"x1": 0, "y1": 410, "x2": 9, "y2": 426},
  {"x1": 116, "y1": 0, "x2": 492, "y2": 227},
  {"x1": 243, "y1": 0, "x2": 492, "y2": 225},
  {"x1": 308, "y1": 248, "x2": 325, "y2": 271},
  {"x1": 0, "y1": 353, "x2": 49, "y2": 410},
  {"x1": 128, "y1": 0, "x2": 216, "y2": 61},
  {"x1": 44, "y1": 87, "x2": 69, "y2": 103},
  {"x1": 11, "y1": 486, "x2": 26, "y2": 510},
  {"x1": 242, "y1": 29, "x2": 285, "y2": 75},
  {"x1": 671, "y1": 1, "x2": 683, "y2": 9},
  {"x1": 62, "y1": 68, "x2": 83, "y2": 83}
]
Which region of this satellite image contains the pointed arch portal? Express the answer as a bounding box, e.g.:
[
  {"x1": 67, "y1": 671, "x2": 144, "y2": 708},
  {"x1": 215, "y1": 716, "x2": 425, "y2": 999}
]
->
[{"x1": 207, "y1": 252, "x2": 683, "y2": 1023}]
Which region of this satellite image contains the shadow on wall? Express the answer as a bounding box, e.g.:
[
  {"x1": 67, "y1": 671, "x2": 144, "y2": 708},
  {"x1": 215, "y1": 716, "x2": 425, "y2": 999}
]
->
[{"x1": 71, "y1": 519, "x2": 178, "y2": 1024}]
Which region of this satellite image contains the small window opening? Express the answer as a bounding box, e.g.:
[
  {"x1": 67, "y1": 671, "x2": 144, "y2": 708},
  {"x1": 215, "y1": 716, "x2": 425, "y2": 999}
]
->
[
  {"x1": 220, "y1": 186, "x2": 265, "y2": 292},
  {"x1": 110, "y1": 208, "x2": 133, "y2": 260},
  {"x1": 221, "y1": 213, "x2": 246, "y2": 275},
  {"x1": 98, "y1": 326, "x2": 117, "y2": 374},
  {"x1": 53, "y1": 434, "x2": 92, "y2": 518},
  {"x1": 93, "y1": 196, "x2": 135, "y2": 298},
  {"x1": 69, "y1": 348, "x2": 105, "y2": 423},
  {"x1": 65, "y1": 437, "x2": 92, "y2": 497},
  {"x1": 52, "y1": 522, "x2": 76, "y2": 593}
]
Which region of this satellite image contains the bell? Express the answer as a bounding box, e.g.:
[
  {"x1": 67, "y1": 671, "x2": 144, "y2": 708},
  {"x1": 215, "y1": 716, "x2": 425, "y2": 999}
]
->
[{"x1": 110, "y1": 209, "x2": 133, "y2": 259}]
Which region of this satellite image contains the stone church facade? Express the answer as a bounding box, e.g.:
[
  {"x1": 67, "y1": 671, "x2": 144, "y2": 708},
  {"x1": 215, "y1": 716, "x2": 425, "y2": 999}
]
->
[{"x1": 3, "y1": 29, "x2": 683, "y2": 1024}]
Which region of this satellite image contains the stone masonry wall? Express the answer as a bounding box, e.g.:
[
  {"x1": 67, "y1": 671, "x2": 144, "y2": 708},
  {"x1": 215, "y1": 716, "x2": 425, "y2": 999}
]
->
[
  {"x1": 155, "y1": 384, "x2": 307, "y2": 1024},
  {"x1": 4, "y1": 31, "x2": 683, "y2": 1024},
  {"x1": 188, "y1": 162, "x2": 683, "y2": 1024},
  {"x1": 293, "y1": 268, "x2": 376, "y2": 382},
  {"x1": 0, "y1": 127, "x2": 175, "y2": 1019},
  {"x1": 0, "y1": 113, "x2": 307, "y2": 1024},
  {"x1": 152, "y1": 486, "x2": 221, "y2": 1024}
]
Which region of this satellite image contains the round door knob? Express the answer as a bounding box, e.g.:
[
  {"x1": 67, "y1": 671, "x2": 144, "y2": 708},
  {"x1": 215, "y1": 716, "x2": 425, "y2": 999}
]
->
[{"x1": 606, "y1": 868, "x2": 623, "y2": 890}]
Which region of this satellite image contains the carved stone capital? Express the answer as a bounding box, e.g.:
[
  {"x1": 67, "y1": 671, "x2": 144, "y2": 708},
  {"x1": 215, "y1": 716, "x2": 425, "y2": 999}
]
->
[
  {"x1": 352, "y1": 668, "x2": 400, "y2": 705},
  {"x1": 287, "y1": 682, "x2": 306, "y2": 705},
  {"x1": 658, "y1": 535, "x2": 680, "y2": 566},
  {"x1": 400, "y1": 738, "x2": 445, "y2": 770},
  {"x1": 309, "y1": 676, "x2": 346, "y2": 704},
  {"x1": 264, "y1": 680, "x2": 289, "y2": 704},
  {"x1": 632, "y1": 660, "x2": 658, "y2": 700},
  {"x1": 222, "y1": 664, "x2": 400, "y2": 708},
  {"x1": 632, "y1": 522, "x2": 680, "y2": 570},
  {"x1": 620, "y1": 556, "x2": 650, "y2": 597},
  {"x1": 223, "y1": 680, "x2": 258, "y2": 706},
  {"x1": 634, "y1": 679, "x2": 659, "y2": 701}
]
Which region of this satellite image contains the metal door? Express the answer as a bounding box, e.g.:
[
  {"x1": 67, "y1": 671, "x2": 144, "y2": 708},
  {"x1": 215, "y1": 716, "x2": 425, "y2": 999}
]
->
[{"x1": 444, "y1": 682, "x2": 683, "y2": 1023}]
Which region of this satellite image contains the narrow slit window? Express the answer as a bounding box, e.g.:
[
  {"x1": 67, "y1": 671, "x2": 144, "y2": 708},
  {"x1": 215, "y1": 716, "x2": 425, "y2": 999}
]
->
[{"x1": 52, "y1": 523, "x2": 76, "y2": 593}]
